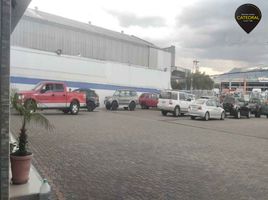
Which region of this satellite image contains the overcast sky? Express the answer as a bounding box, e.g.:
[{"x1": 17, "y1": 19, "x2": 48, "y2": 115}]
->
[{"x1": 29, "y1": 0, "x2": 267, "y2": 75}]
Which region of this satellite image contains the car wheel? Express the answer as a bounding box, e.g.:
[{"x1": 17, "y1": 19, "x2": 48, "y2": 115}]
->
[
  {"x1": 173, "y1": 106, "x2": 180, "y2": 117},
  {"x1": 204, "y1": 112, "x2": 209, "y2": 121},
  {"x1": 161, "y1": 110, "x2": 167, "y2": 116},
  {"x1": 236, "y1": 110, "x2": 241, "y2": 119},
  {"x1": 190, "y1": 116, "x2": 196, "y2": 120},
  {"x1": 70, "y1": 101, "x2": 79, "y2": 115},
  {"x1": 87, "y1": 101, "x2": 95, "y2": 112},
  {"x1": 220, "y1": 112, "x2": 225, "y2": 120},
  {"x1": 129, "y1": 101, "x2": 136, "y2": 111},
  {"x1": 111, "y1": 101, "x2": 118, "y2": 110},
  {"x1": 62, "y1": 109, "x2": 69, "y2": 114},
  {"x1": 105, "y1": 102, "x2": 111, "y2": 110},
  {"x1": 266, "y1": 115, "x2": 268, "y2": 118},
  {"x1": 24, "y1": 99, "x2": 37, "y2": 113}
]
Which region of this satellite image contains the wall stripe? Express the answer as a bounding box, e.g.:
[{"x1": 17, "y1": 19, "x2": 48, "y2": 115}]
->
[{"x1": 11, "y1": 76, "x2": 161, "y2": 93}]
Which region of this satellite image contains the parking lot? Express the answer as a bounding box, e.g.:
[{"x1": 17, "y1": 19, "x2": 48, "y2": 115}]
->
[{"x1": 11, "y1": 108, "x2": 268, "y2": 200}]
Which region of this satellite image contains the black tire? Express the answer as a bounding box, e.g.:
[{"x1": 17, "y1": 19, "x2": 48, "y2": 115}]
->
[
  {"x1": 111, "y1": 101, "x2": 118, "y2": 110},
  {"x1": 220, "y1": 112, "x2": 225, "y2": 120},
  {"x1": 191, "y1": 116, "x2": 196, "y2": 120},
  {"x1": 87, "y1": 101, "x2": 95, "y2": 112},
  {"x1": 62, "y1": 109, "x2": 69, "y2": 114},
  {"x1": 70, "y1": 101, "x2": 79, "y2": 115},
  {"x1": 161, "y1": 110, "x2": 167, "y2": 116},
  {"x1": 129, "y1": 101, "x2": 136, "y2": 111},
  {"x1": 266, "y1": 115, "x2": 268, "y2": 118},
  {"x1": 173, "y1": 106, "x2": 180, "y2": 117},
  {"x1": 24, "y1": 99, "x2": 37, "y2": 113},
  {"x1": 204, "y1": 112, "x2": 209, "y2": 121},
  {"x1": 236, "y1": 110, "x2": 241, "y2": 119},
  {"x1": 255, "y1": 112, "x2": 261, "y2": 118},
  {"x1": 105, "y1": 102, "x2": 111, "y2": 110}
]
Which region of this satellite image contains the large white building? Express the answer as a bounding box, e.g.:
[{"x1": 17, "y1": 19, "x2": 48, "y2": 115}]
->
[{"x1": 10, "y1": 8, "x2": 175, "y2": 106}]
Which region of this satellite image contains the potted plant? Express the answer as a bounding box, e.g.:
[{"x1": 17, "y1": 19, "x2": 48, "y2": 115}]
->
[{"x1": 10, "y1": 94, "x2": 53, "y2": 184}]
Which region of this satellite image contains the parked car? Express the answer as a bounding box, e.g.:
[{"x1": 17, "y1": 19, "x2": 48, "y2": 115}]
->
[
  {"x1": 253, "y1": 99, "x2": 268, "y2": 118},
  {"x1": 73, "y1": 88, "x2": 99, "y2": 111},
  {"x1": 258, "y1": 101, "x2": 268, "y2": 118},
  {"x1": 157, "y1": 90, "x2": 192, "y2": 117},
  {"x1": 189, "y1": 99, "x2": 225, "y2": 121},
  {"x1": 248, "y1": 97, "x2": 262, "y2": 117},
  {"x1": 222, "y1": 95, "x2": 250, "y2": 119},
  {"x1": 16, "y1": 81, "x2": 87, "y2": 114},
  {"x1": 104, "y1": 89, "x2": 138, "y2": 111},
  {"x1": 139, "y1": 93, "x2": 159, "y2": 109}
]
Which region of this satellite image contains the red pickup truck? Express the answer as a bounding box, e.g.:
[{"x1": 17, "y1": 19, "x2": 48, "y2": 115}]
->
[{"x1": 17, "y1": 81, "x2": 87, "y2": 115}]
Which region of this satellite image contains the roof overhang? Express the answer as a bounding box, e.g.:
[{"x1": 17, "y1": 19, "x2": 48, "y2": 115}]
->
[{"x1": 11, "y1": 0, "x2": 31, "y2": 33}]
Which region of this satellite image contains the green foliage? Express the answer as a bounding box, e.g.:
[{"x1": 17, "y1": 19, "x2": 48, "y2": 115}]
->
[
  {"x1": 11, "y1": 94, "x2": 54, "y2": 156},
  {"x1": 171, "y1": 71, "x2": 214, "y2": 90}
]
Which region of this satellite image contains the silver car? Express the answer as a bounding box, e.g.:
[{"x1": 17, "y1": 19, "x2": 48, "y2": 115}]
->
[
  {"x1": 104, "y1": 89, "x2": 138, "y2": 111},
  {"x1": 189, "y1": 99, "x2": 225, "y2": 121}
]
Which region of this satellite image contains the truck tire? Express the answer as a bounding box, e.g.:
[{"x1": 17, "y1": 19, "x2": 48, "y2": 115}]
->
[
  {"x1": 70, "y1": 101, "x2": 79, "y2": 115},
  {"x1": 24, "y1": 99, "x2": 37, "y2": 113},
  {"x1": 129, "y1": 101, "x2": 136, "y2": 111}
]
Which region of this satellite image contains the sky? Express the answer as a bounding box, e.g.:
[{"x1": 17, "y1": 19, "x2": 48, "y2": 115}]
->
[{"x1": 29, "y1": 0, "x2": 268, "y2": 75}]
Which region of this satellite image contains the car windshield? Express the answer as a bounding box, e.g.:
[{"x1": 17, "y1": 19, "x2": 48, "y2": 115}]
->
[
  {"x1": 32, "y1": 82, "x2": 44, "y2": 91},
  {"x1": 159, "y1": 91, "x2": 171, "y2": 99},
  {"x1": 195, "y1": 99, "x2": 206, "y2": 105}
]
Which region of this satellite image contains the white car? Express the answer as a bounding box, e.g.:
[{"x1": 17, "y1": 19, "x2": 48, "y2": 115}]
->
[
  {"x1": 189, "y1": 99, "x2": 225, "y2": 121},
  {"x1": 157, "y1": 90, "x2": 192, "y2": 117}
]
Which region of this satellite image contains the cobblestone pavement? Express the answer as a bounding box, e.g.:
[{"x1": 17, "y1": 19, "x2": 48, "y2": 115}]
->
[{"x1": 11, "y1": 108, "x2": 268, "y2": 200}]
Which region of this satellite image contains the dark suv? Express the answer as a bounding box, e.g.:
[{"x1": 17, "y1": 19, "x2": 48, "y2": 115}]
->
[
  {"x1": 248, "y1": 98, "x2": 268, "y2": 118},
  {"x1": 223, "y1": 95, "x2": 250, "y2": 119},
  {"x1": 73, "y1": 88, "x2": 99, "y2": 111},
  {"x1": 248, "y1": 98, "x2": 262, "y2": 117}
]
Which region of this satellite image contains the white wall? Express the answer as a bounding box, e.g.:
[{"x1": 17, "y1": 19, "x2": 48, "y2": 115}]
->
[{"x1": 10, "y1": 46, "x2": 171, "y2": 107}]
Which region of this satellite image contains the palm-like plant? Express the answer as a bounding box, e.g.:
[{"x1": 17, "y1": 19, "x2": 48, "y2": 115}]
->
[{"x1": 11, "y1": 93, "x2": 54, "y2": 156}]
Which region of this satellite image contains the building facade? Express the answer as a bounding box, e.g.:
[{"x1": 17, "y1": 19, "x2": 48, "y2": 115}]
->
[{"x1": 10, "y1": 8, "x2": 175, "y2": 105}]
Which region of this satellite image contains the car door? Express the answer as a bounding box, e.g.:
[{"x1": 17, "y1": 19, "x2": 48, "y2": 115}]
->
[
  {"x1": 206, "y1": 100, "x2": 215, "y2": 118},
  {"x1": 35, "y1": 83, "x2": 54, "y2": 108},
  {"x1": 179, "y1": 93, "x2": 188, "y2": 112},
  {"x1": 211, "y1": 100, "x2": 222, "y2": 118},
  {"x1": 119, "y1": 90, "x2": 129, "y2": 105},
  {"x1": 52, "y1": 84, "x2": 67, "y2": 107}
]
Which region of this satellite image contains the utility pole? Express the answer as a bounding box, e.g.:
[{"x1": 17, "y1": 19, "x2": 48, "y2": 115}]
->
[{"x1": 0, "y1": 1, "x2": 11, "y2": 199}]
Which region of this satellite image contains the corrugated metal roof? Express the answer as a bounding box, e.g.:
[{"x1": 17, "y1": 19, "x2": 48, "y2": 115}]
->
[{"x1": 24, "y1": 8, "x2": 157, "y2": 47}]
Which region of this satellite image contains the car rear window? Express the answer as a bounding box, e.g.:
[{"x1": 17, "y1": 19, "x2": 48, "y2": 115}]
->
[{"x1": 160, "y1": 92, "x2": 177, "y2": 100}]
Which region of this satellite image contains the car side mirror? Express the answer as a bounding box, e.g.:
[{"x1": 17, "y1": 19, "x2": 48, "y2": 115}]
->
[{"x1": 40, "y1": 89, "x2": 46, "y2": 94}]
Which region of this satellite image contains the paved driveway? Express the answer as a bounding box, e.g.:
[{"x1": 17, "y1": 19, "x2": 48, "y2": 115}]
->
[{"x1": 11, "y1": 109, "x2": 268, "y2": 200}]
